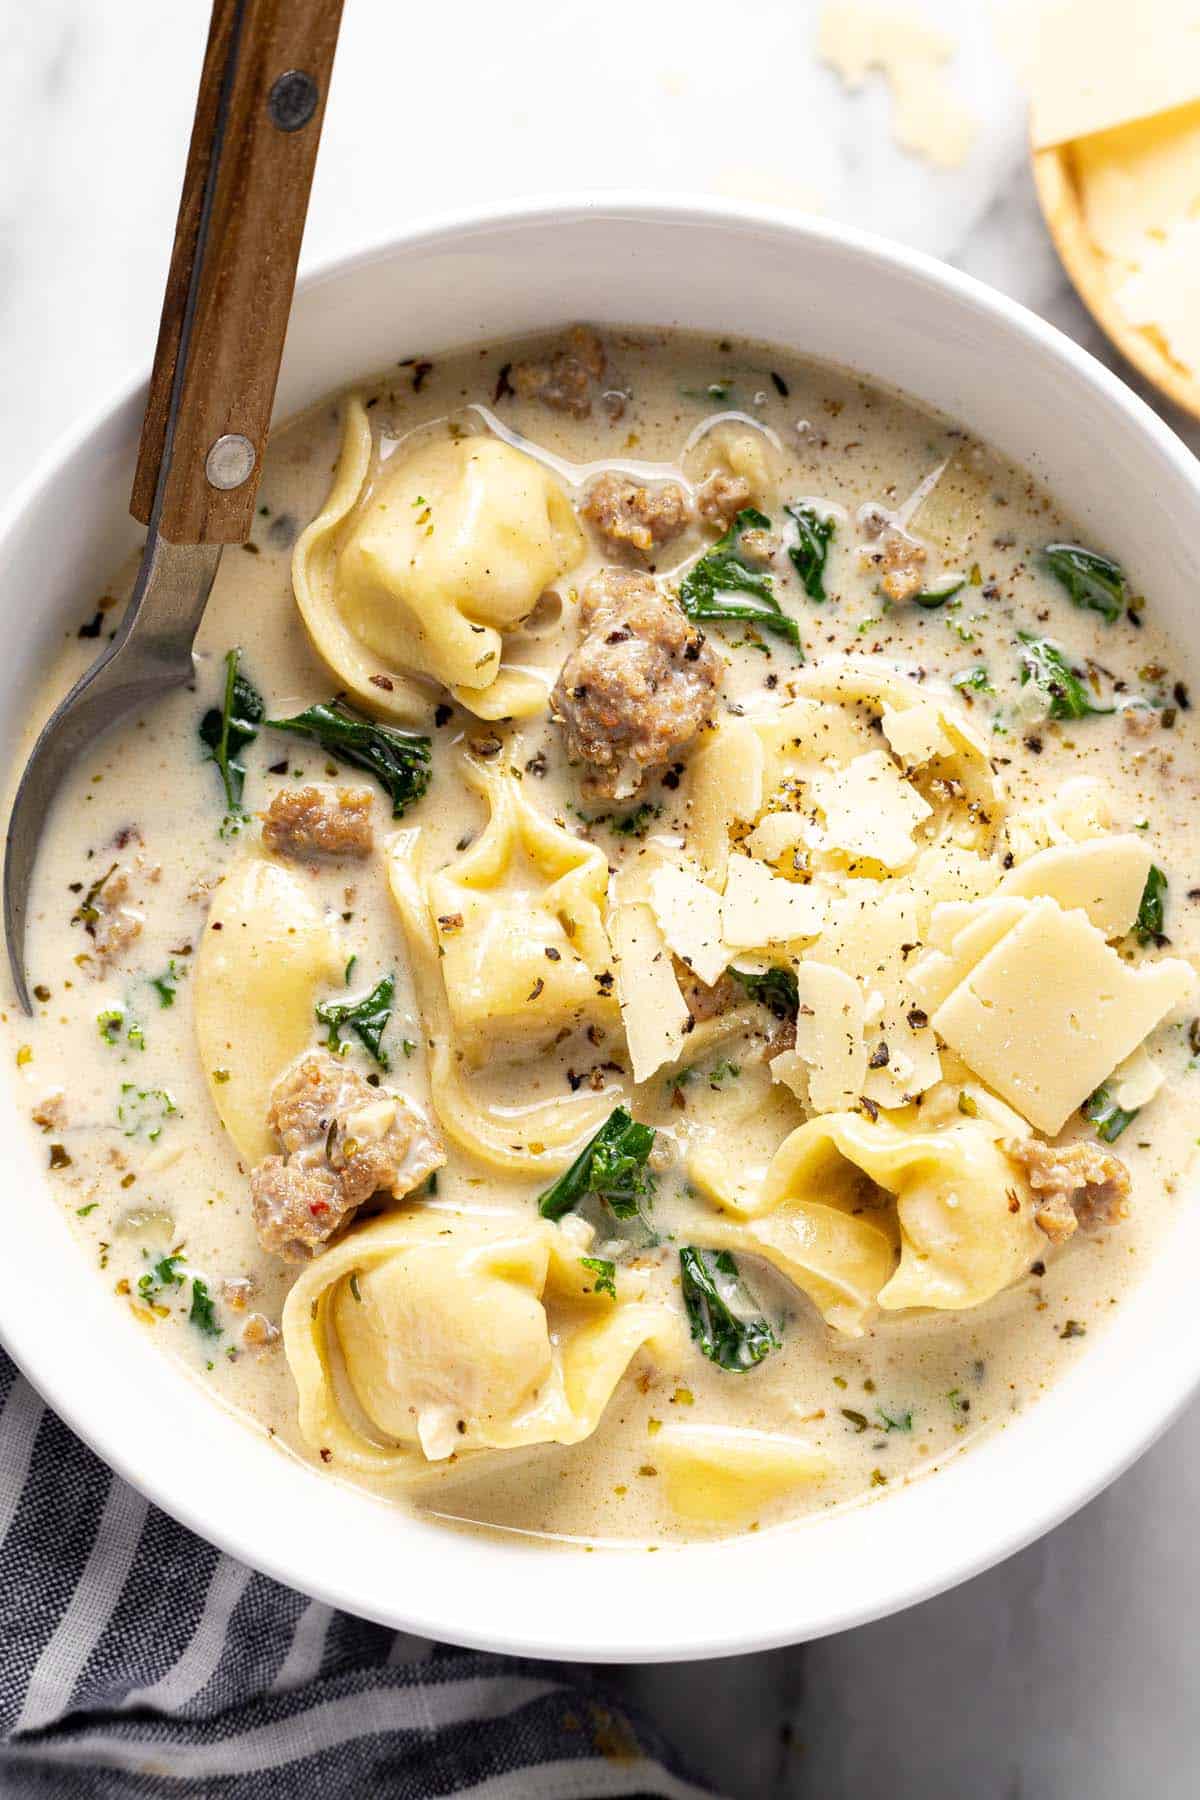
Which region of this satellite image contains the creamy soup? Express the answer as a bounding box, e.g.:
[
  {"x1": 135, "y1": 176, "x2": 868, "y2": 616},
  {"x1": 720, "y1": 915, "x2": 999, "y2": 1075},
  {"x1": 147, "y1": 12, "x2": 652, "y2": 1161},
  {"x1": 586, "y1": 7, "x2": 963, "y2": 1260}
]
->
[{"x1": 6, "y1": 327, "x2": 1199, "y2": 1546}]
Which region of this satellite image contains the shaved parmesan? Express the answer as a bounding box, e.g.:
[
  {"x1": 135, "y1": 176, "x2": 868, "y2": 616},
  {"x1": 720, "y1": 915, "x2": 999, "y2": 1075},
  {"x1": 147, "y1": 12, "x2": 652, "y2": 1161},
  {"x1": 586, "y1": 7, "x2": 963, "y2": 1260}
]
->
[
  {"x1": 789, "y1": 962, "x2": 868, "y2": 1112},
  {"x1": 882, "y1": 702, "x2": 954, "y2": 767},
  {"x1": 648, "y1": 861, "x2": 728, "y2": 987},
  {"x1": 721, "y1": 855, "x2": 825, "y2": 951},
  {"x1": 609, "y1": 902, "x2": 691, "y2": 1085},
  {"x1": 1110, "y1": 1043, "x2": 1166, "y2": 1111},
  {"x1": 932, "y1": 897, "x2": 1196, "y2": 1133},
  {"x1": 998, "y1": 835, "x2": 1154, "y2": 939},
  {"x1": 809, "y1": 884, "x2": 942, "y2": 1100},
  {"x1": 745, "y1": 810, "x2": 811, "y2": 868},
  {"x1": 818, "y1": 2, "x2": 976, "y2": 169},
  {"x1": 811, "y1": 750, "x2": 932, "y2": 869},
  {"x1": 688, "y1": 722, "x2": 764, "y2": 886}
]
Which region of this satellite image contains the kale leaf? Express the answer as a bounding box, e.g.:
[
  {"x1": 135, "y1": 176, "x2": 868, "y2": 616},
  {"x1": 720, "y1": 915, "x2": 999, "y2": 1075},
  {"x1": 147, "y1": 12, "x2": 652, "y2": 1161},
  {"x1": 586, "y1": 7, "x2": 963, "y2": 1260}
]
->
[
  {"x1": 679, "y1": 509, "x2": 802, "y2": 650},
  {"x1": 1082, "y1": 1085, "x2": 1139, "y2": 1143},
  {"x1": 265, "y1": 700, "x2": 432, "y2": 818},
  {"x1": 316, "y1": 973, "x2": 395, "y2": 1069},
  {"x1": 912, "y1": 573, "x2": 967, "y2": 609},
  {"x1": 1134, "y1": 864, "x2": 1168, "y2": 944},
  {"x1": 1017, "y1": 634, "x2": 1113, "y2": 721},
  {"x1": 537, "y1": 1106, "x2": 656, "y2": 1223},
  {"x1": 199, "y1": 648, "x2": 264, "y2": 822},
  {"x1": 727, "y1": 963, "x2": 799, "y2": 1021},
  {"x1": 189, "y1": 1276, "x2": 221, "y2": 1338},
  {"x1": 785, "y1": 502, "x2": 835, "y2": 601},
  {"x1": 1041, "y1": 543, "x2": 1127, "y2": 624},
  {"x1": 678, "y1": 1247, "x2": 779, "y2": 1372}
]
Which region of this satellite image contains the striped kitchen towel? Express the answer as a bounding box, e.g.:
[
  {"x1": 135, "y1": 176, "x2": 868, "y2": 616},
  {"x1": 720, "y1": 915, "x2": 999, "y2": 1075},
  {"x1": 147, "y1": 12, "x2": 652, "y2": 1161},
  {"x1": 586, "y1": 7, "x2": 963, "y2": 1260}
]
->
[{"x1": 0, "y1": 1352, "x2": 718, "y2": 1798}]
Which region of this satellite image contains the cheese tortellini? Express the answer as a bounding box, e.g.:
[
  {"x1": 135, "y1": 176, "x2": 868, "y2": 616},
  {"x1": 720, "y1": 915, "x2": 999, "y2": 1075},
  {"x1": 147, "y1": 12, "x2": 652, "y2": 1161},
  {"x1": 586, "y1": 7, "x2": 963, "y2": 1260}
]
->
[
  {"x1": 387, "y1": 756, "x2": 621, "y2": 1172},
  {"x1": 281, "y1": 1209, "x2": 674, "y2": 1478},
  {"x1": 194, "y1": 852, "x2": 343, "y2": 1163},
  {"x1": 294, "y1": 399, "x2": 585, "y2": 722},
  {"x1": 755, "y1": 1109, "x2": 1041, "y2": 1317}
]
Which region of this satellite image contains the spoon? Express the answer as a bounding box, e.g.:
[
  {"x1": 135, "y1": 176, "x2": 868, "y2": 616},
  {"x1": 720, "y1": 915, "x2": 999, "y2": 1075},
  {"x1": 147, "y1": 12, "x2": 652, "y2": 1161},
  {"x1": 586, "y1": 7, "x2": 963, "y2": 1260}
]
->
[{"x1": 3, "y1": 0, "x2": 344, "y2": 1012}]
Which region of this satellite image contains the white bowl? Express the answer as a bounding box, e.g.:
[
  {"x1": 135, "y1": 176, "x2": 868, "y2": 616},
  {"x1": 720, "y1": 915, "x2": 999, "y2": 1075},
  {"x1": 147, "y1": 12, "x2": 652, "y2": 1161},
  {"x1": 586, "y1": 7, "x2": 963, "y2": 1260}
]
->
[{"x1": 3, "y1": 197, "x2": 1198, "y2": 1663}]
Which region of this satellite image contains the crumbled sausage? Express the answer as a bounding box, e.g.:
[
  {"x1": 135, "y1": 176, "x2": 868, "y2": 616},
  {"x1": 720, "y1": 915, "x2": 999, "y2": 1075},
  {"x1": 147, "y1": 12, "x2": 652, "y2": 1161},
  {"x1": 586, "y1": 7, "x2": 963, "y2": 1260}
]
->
[
  {"x1": 1009, "y1": 1137, "x2": 1132, "y2": 1244},
  {"x1": 551, "y1": 570, "x2": 722, "y2": 798},
  {"x1": 242, "y1": 1312, "x2": 281, "y2": 1351},
  {"x1": 222, "y1": 1275, "x2": 256, "y2": 1312},
  {"x1": 32, "y1": 1092, "x2": 65, "y2": 1134},
  {"x1": 697, "y1": 472, "x2": 752, "y2": 530},
  {"x1": 580, "y1": 473, "x2": 691, "y2": 555},
  {"x1": 1122, "y1": 705, "x2": 1159, "y2": 738},
  {"x1": 868, "y1": 525, "x2": 929, "y2": 602},
  {"x1": 262, "y1": 786, "x2": 373, "y2": 862},
  {"x1": 250, "y1": 1052, "x2": 444, "y2": 1262},
  {"x1": 511, "y1": 325, "x2": 606, "y2": 417}
]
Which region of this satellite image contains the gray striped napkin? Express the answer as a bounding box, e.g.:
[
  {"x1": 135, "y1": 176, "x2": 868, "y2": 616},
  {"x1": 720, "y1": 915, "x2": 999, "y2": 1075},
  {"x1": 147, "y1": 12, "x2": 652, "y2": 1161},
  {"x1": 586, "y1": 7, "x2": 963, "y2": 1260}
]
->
[{"x1": 0, "y1": 1352, "x2": 718, "y2": 1798}]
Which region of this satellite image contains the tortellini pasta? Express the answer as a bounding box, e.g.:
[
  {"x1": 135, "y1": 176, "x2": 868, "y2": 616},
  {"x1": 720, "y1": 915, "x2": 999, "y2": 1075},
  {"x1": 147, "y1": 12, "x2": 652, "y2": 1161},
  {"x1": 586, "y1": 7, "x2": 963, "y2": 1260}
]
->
[
  {"x1": 755, "y1": 1109, "x2": 1041, "y2": 1317},
  {"x1": 387, "y1": 756, "x2": 621, "y2": 1172},
  {"x1": 193, "y1": 852, "x2": 342, "y2": 1163},
  {"x1": 281, "y1": 1208, "x2": 675, "y2": 1478},
  {"x1": 294, "y1": 399, "x2": 585, "y2": 722},
  {"x1": 684, "y1": 418, "x2": 781, "y2": 506}
]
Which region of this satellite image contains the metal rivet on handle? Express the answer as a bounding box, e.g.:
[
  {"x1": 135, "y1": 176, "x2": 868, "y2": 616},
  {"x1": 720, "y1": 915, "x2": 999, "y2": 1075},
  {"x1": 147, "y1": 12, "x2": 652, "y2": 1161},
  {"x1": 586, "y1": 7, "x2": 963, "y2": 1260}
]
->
[
  {"x1": 205, "y1": 433, "x2": 256, "y2": 490},
  {"x1": 268, "y1": 69, "x2": 319, "y2": 131}
]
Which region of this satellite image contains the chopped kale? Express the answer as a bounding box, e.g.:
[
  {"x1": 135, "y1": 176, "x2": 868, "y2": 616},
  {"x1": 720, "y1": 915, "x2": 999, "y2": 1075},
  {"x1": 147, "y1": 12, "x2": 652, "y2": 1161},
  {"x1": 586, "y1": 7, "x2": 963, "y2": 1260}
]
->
[
  {"x1": 580, "y1": 1256, "x2": 617, "y2": 1299},
  {"x1": 265, "y1": 699, "x2": 432, "y2": 818},
  {"x1": 1017, "y1": 634, "x2": 1113, "y2": 721},
  {"x1": 1082, "y1": 1084, "x2": 1139, "y2": 1143},
  {"x1": 199, "y1": 648, "x2": 264, "y2": 826},
  {"x1": 952, "y1": 665, "x2": 994, "y2": 695},
  {"x1": 679, "y1": 1247, "x2": 779, "y2": 1372},
  {"x1": 727, "y1": 963, "x2": 799, "y2": 1021},
  {"x1": 1134, "y1": 864, "x2": 1168, "y2": 944},
  {"x1": 137, "y1": 1253, "x2": 186, "y2": 1306},
  {"x1": 877, "y1": 1405, "x2": 913, "y2": 1432},
  {"x1": 189, "y1": 1276, "x2": 221, "y2": 1338},
  {"x1": 678, "y1": 509, "x2": 802, "y2": 650},
  {"x1": 784, "y1": 502, "x2": 835, "y2": 601},
  {"x1": 537, "y1": 1106, "x2": 656, "y2": 1223},
  {"x1": 912, "y1": 573, "x2": 967, "y2": 608},
  {"x1": 1041, "y1": 543, "x2": 1126, "y2": 624},
  {"x1": 150, "y1": 961, "x2": 183, "y2": 1008},
  {"x1": 316, "y1": 973, "x2": 395, "y2": 1069},
  {"x1": 73, "y1": 864, "x2": 118, "y2": 933}
]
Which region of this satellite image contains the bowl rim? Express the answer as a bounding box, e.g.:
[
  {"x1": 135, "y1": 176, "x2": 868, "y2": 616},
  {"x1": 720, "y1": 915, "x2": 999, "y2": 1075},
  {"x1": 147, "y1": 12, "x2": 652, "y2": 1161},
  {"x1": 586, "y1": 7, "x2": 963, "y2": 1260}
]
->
[{"x1": 3, "y1": 191, "x2": 1200, "y2": 1662}]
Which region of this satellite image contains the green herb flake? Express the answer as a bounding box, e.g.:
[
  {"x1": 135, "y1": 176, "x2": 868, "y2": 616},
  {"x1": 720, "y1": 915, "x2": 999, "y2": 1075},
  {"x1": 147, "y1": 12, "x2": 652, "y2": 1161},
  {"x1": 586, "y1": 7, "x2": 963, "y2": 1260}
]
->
[
  {"x1": 678, "y1": 509, "x2": 802, "y2": 651},
  {"x1": 1041, "y1": 543, "x2": 1127, "y2": 624},
  {"x1": 678, "y1": 1247, "x2": 779, "y2": 1372},
  {"x1": 784, "y1": 502, "x2": 835, "y2": 601},
  {"x1": 266, "y1": 700, "x2": 432, "y2": 818},
  {"x1": 840, "y1": 1407, "x2": 870, "y2": 1433},
  {"x1": 349, "y1": 1272, "x2": 363, "y2": 1303},
  {"x1": 1134, "y1": 864, "x2": 1168, "y2": 944},
  {"x1": 952, "y1": 665, "x2": 994, "y2": 696},
  {"x1": 189, "y1": 1276, "x2": 221, "y2": 1338},
  {"x1": 726, "y1": 963, "x2": 799, "y2": 1021},
  {"x1": 1017, "y1": 634, "x2": 1113, "y2": 721},
  {"x1": 316, "y1": 972, "x2": 395, "y2": 1069},
  {"x1": 580, "y1": 1256, "x2": 617, "y2": 1299},
  {"x1": 198, "y1": 647, "x2": 264, "y2": 827},
  {"x1": 97, "y1": 1009, "x2": 124, "y2": 1046},
  {"x1": 537, "y1": 1106, "x2": 656, "y2": 1223},
  {"x1": 76, "y1": 1203, "x2": 99, "y2": 1218},
  {"x1": 137, "y1": 1252, "x2": 186, "y2": 1306},
  {"x1": 118, "y1": 1084, "x2": 177, "y2": 1142},
  {"x1": 912, "y1": 573, "x2": 967, "y2": 608},
  {"x1": 877, "y1": 1405, "x2": 913, "y2": 1433},
  {"x1": 150, "y1": 961, "x2": 183, "y2": 1008}
]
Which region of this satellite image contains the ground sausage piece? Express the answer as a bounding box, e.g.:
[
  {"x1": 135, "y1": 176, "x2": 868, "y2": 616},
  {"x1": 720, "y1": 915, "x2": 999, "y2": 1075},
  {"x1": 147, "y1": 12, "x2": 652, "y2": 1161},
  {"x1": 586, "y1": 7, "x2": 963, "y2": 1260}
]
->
[
  {"x1": 551, "y1": 570, "x2": 722, "y2": 798},
  {"x1": 250, "y1": 1052, "x2": 445, "y2": 1262},
  {"x1": 580, "y1": 473, "x2": 692, "y2": 555},
  {"x1": 241, "y1": 1313, "x2": 281, "y2": 1351},
  {"x1": 80, "y1": 865, "x2": 145, "y2": 968},
  {"x1": 262, "y1": 786, "x2": 374, "y2": 862},
  {"x1": 859, "y1": 519, "x2": 929, "y2": 602},
  {"x1": 1009, "y1": 1137, "x2": 1132, "y2": 1244},
  {"x1": 696, "y1": 472, "x2": 752, "y2": 530},
  {"x1": 511, "y1": 325, "x2": 606, "y2": 417}
]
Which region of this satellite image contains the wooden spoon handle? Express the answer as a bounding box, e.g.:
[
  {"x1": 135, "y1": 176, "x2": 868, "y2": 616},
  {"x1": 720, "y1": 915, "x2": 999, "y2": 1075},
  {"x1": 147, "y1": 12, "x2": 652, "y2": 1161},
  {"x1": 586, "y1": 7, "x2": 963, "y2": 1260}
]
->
[{"x1": 131, "y1": 0, "x2": 344, "y2": 544}]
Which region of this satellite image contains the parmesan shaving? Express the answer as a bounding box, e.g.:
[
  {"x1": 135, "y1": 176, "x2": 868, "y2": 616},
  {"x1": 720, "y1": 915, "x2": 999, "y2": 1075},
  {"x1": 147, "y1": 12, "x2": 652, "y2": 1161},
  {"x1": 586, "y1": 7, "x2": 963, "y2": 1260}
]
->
[
  {"x1": 810, "y1": 750, "x2": 931, "y2": 868},
  {"x1": 817, "y1": 2, "x2": 977, "y2": 168},
  {"x1": 789, "y1": 962, "x2": 868, "y2": 1112},
  {"x1": 882, "y1": 703, "x2": 954, "y2": 768},
  {"x1": 648, "y1": 862, "x2": 728, "y2": 987},
  {"x1": 932, "y1": 897, "x2": 1196, "y2": 1133},
  {"x1": 998, "y1": 835, "x2": 1154, "y2": 940},
  {"x1": 609, "y1": 902, "x2": 691, "y2": 1085},
  {"x1": 721, "y1": 855, "x2": 825, "y2": 951}
]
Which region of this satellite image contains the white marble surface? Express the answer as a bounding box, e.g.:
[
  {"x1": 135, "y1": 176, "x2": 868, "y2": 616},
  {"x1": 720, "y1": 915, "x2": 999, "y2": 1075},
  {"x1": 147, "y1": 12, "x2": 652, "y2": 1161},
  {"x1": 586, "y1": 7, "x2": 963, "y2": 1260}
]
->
[{"x1": 4, "y1": 2, "x2": 1200, "y2": 1794}]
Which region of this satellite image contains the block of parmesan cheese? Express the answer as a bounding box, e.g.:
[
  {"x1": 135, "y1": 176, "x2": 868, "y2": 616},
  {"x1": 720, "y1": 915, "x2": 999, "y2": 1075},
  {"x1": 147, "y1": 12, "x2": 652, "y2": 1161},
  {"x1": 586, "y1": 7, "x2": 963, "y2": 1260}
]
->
[
  {"x1": 1029, "y1": 0, "x2": 1200, "y2": 149},
  {"x1": 932, "y1": 897, "x2": 1195, "y2": 1132}
]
